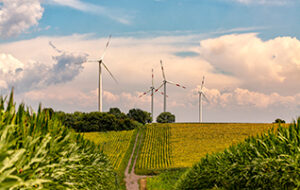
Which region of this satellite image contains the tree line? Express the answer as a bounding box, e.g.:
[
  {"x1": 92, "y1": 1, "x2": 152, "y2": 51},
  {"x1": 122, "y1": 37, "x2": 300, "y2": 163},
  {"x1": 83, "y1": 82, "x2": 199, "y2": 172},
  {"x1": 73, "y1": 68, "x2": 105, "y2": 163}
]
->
[{"x1": 44, "y1": 107, "x2": 176, "y2": 132}]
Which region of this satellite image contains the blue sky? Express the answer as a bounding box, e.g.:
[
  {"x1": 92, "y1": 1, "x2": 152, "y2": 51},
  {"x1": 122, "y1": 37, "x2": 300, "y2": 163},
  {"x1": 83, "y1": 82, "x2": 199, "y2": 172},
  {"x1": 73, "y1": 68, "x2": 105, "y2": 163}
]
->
[
  {"x1": 5, "y1": 0, "x2": 300, "y2": 41},
  {"x1": 0, "y1": 0, "x2": 300, "y2": 122}
]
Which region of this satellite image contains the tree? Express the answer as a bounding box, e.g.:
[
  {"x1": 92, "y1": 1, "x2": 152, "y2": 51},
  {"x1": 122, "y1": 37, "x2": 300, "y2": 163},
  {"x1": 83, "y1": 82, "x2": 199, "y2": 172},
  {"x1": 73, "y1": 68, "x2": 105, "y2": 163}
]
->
[
  {"x1": 127, "y1": 108, "x2": 152, "y2": 125},
  {"x1": 156, "y1": 112, "x2": 175, "y2": 123},
  {"x1": 108, "y1": 107, "x2": 121, "y2": 116},
  {"x1": 108, "y1": 107, "x2": 127, "y2": 119},
  {"x1": 274, "y1": 118, "x2": 286, "y2": 124}
]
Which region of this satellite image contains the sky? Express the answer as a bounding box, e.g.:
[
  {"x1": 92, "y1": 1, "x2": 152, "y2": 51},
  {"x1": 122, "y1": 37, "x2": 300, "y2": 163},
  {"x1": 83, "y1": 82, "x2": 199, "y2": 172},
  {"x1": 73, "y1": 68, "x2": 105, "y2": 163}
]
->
[{"x1": 0, "y1": 0, "x2": 300, "y2": 123}]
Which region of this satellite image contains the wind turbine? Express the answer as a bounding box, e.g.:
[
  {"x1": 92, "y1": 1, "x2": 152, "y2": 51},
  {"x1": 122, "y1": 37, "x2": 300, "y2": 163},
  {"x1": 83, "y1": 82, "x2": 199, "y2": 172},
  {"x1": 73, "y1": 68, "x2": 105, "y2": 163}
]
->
[
  {"x1": 198, "y1": 76, "x2": 209, "y2": 123},
  {"x1": 139, "y1": 69, "x2": 167, "y2": 119},
  {"x1": 155, "y1": 60, "x2": 186, "y2": 112},
  {"x1": 88, "y1": 35, "x2": 118, "y2": 112}
]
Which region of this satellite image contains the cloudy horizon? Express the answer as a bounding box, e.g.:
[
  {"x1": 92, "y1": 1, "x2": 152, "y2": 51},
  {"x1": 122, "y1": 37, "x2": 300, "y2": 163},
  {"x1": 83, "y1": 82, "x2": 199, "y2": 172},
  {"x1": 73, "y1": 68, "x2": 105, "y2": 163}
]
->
[{"x1": 0, "y1": 0, "x2": 299, "y2": 123}]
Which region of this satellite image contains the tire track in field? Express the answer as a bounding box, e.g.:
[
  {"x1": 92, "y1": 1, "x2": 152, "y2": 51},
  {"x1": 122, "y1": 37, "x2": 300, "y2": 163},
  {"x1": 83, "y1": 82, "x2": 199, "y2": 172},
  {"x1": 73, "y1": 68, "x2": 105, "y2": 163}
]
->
[{"x1": 124, "y1": 130, "x2": 149, "y2": 190}]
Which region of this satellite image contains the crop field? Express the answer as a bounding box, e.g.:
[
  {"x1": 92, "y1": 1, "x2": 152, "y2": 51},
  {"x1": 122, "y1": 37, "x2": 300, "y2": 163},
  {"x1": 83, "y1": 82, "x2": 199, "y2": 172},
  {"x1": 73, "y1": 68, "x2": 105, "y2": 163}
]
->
[
  {"x1": 83, "y1": 130, "x2": 135, "y2": 170},
  {"x1": 137, "y1": 123, "x2": 283, "y2": 173},
  {"x1": 136, "y1": 124, "x2": 172, "y2": 172}
]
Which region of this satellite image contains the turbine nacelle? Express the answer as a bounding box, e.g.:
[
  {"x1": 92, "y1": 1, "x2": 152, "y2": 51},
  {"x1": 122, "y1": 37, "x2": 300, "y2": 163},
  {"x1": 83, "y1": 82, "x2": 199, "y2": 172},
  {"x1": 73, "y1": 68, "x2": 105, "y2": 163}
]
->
[{"x1": 87, "y1": 35, "x2": 117, "y2": 112}]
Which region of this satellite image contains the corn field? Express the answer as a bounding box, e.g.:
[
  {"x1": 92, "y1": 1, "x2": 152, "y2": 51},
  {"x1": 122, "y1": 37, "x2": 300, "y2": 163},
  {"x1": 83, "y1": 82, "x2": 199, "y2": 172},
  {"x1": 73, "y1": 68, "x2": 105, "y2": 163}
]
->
[
  {"x1": 136, "y1": 123, "x2": 281, "y2": 174},
  {"x1": 83, "y1": 130, "x2": 135, "y2": 170},
  {"x1": 0, "y1": 91, "x2": 116, "y2": 189},
  {"x1": 175, "y1": 120, "x2": 300, "y2": 189},
  {"x1": 136, "y1": 124, "x2": 172, "y2": 172}
]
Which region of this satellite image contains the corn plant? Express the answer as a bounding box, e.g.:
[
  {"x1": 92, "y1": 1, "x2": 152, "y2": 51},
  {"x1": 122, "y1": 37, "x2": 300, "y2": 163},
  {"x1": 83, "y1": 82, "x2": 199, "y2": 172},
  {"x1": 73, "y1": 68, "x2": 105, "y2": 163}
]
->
[
  {"x1": 175, "y1": 120, "x2": 300, "y2": 189},
  {"x1": 0, "y1": 90, "x2": 117, "y2": 189}
]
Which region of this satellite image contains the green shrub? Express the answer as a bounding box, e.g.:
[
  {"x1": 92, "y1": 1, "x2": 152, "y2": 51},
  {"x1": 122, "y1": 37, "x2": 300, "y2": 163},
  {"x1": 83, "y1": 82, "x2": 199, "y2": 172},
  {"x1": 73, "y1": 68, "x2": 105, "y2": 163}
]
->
[
  {"x1": 127, "y1": 108, "x2": 152, "y2": 125},
  {"x1": 175, "y1": 119, "x2": 300, "y2": 190},
  {"x1": 156, "y1": 112, "x2": 175, "y2": 123},
  {"x1": 58, "y1": 109, "x2": 139, "y2": 132}
]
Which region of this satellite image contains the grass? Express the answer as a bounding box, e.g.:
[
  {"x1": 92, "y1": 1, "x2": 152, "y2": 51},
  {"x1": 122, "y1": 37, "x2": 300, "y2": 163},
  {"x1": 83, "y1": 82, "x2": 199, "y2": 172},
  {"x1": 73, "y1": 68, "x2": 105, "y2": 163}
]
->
[
  {"x1": 129, "y1": 127, "x2": 145, "y2": 173},
  {"x1": 136, "y1": 123, "x2": 283, "y2": 175},
  {"x1": 146, "y1": 168, "x2": 187, "y2": 190}
]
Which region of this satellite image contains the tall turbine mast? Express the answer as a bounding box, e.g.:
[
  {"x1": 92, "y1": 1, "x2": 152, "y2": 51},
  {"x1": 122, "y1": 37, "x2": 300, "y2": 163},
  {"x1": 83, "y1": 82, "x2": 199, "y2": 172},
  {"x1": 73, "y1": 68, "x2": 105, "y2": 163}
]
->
[
  {"x1": 139, "y1": 69, "x2": 165, "y2": 119},
  {"x1": 88, "y1": 35, "x2": 118, "y2": 112},
  {"x1": 156, "y1": 60, "x2": 186, "y2": 112},
  {"x1": 198, "y1": 76, "x2": 209, "y2": 122}
]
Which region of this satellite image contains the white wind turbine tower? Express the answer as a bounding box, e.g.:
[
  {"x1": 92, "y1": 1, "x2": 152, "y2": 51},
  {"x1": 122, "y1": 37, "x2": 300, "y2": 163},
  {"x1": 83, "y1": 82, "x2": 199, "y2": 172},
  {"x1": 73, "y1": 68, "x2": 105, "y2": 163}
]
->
[
  {"x1": 198, "y1": 76, "x2": 209, "y2": 123},
  {"x1": 88, "y1": 35, "x2": 118, "y2": 112},
  {"x1": 139, "y1": 69, "x2": 167, "y2": 119},
  {"x1": 156, "y1": 60, "x2": 186, "y2": 112},
  {"x1": 139, "y1": 69, "x2": 155, "y2": 119}
]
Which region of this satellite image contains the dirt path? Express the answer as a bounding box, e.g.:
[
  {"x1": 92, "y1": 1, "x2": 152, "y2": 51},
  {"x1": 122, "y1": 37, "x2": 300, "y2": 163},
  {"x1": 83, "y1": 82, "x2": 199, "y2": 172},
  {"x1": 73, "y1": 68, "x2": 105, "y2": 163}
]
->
[{"x1": 124, "y1": 131, "x2": 148, "y2": 190}]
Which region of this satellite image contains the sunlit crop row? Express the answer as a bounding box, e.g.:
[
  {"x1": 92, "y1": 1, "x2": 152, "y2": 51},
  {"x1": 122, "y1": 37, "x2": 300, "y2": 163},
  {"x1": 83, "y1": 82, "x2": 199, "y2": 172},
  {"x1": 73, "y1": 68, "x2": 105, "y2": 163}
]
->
[
  {"x1": 170, "y1": 123, "x2": 282, "y2": 168},
  {"x1": 83, "y1": 130, "x2": 134, "y2": 169},
  {"x1": 136, "y1": 124, "x2": 171, "y2": 170},
  {"x1": 137, "y1": 123, "x2": 283, "y2": 173}
]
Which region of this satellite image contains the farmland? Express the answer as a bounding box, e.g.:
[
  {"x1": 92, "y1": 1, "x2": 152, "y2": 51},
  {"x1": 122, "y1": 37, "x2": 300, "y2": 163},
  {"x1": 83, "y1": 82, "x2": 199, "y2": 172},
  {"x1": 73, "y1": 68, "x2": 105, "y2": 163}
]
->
[
  {"x1": 136, "y1": 124, "x2": 172, "y2": 174},
  {"x1": 136, "y1": 123, "x2": 282, "y2": 174},
  {"x1": 175, "y1": 121, "x2": 300, "y2": 189},
  {"x1": 82, "y1": 129, "x2": 138, "y2": 190},
  {"x1": 83, "y1": 130, "x2": 136, "y2": 170}
]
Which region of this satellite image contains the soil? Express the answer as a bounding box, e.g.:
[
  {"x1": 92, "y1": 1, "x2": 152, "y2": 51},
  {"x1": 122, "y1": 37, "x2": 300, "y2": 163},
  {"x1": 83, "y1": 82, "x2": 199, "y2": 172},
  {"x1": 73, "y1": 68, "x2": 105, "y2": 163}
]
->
[
  {"x1": 124, "y1": 131, "x2": 148, "y2": 190},
  {"x1": 139, "y1": 178, "x2": 147, "y2": 190}
]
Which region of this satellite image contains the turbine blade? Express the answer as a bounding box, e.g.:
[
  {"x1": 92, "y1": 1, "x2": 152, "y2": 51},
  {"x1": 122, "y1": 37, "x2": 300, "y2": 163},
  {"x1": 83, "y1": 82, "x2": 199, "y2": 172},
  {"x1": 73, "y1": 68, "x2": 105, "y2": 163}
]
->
[
  {"x1": 139, "y1": 89, "x2": 152, "y2": 98},
  {"x1": 201, "y1": 76, "x2": 205, "y2": 90},
  {"x1": 102, "y1": 62, "x2": 118, "y2": 84},
  {"x1": 167, "y1": 81, "x2": 186, "y2": 89},
  {"x1": 158, "y1": 90, "x2": 168, "y2": 98},
  {"x1": 160, "y1": 60, "x2": 166, "y2": 80},
  {"x1": 87, "y1": 60, "x2": 99, "y2": 62},
  {"x1": 202, "y1": 92, "x2": 210, "y2": 103},
  {"x1": 49, "y1": 41, "x2": 63, "y2": 53},
  {"x1": 100, "y1": 35, "x2": 112, "y2": 60},
  {"x1": 155, "y1": 83, "x2": 164, "y2": 92},
  {"x1": 152, "y1": 68, "x2": 154, "y2": 87}
]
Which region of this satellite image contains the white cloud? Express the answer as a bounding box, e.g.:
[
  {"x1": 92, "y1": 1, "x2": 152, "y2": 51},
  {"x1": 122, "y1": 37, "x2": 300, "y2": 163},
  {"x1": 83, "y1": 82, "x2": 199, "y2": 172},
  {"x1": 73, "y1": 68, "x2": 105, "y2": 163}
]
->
[
  {"x1": 0, "y1": 0, "x2": 44, "y2": 37},
  {"x1": 0, "y1": 45, "x2": 87, "y2": 93},
  {"x1": 195, "y1": 87, "x2": 297, "y2": 108},
  {"x1": 199, "y1": 33, "x2": 300, "y2": 94},
  {"x1": 1, "y1": 33, "x2": 300, "y2": 122}
]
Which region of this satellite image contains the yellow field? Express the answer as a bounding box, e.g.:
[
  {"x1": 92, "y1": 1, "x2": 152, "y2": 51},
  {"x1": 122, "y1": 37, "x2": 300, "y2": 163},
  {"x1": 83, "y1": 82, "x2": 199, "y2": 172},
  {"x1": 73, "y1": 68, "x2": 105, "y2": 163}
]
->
[
  {"x1": 136, "y1": 124, "x2": 172, "y2": 170},
  {"x1": 82, "y1": 130, "x2": 135, "y2": 170},
  {"x1": 137, "y1": 123, "x2": 282, "y2": 171}
]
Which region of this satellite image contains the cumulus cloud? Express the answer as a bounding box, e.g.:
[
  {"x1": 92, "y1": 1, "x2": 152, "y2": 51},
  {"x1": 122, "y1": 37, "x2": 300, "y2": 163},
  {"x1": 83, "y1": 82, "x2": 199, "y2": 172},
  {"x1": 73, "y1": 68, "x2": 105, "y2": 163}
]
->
[
  {"x1": 0, "y1": 45, "x2": 88, "y2": 93},
  {"x1": 1, "y1": 33, "x2": 300, "y2": 121},
  {"x1": 194, "y1": 87, "x2": 297, "y2": 108},
  {"x1": 0, "y1": 0, "x2": 43, "y2": 37},
  {"x1": 199, "y1": 33, "x2": 300, "y2": 94}
]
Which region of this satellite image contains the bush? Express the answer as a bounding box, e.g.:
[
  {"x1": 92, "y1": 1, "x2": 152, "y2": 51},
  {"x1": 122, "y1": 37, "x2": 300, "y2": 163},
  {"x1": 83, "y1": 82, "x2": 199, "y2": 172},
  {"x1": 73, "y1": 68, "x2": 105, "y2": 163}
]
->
[
  {"x1": 175, "y1": 120, "x2": 300, "y2": 190},
  {"x1": 58, "y1": 109, "x2": 140, "y2": 132},
  {"x1": 274, "y1": 118, "x2": 286, "y2": 123},
  {"x1": 156, "y1": 112, "x2": 175, "y2": 123},
  {"x1": 127, "y1": 108, "x2": 152, "y2": 125}
]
